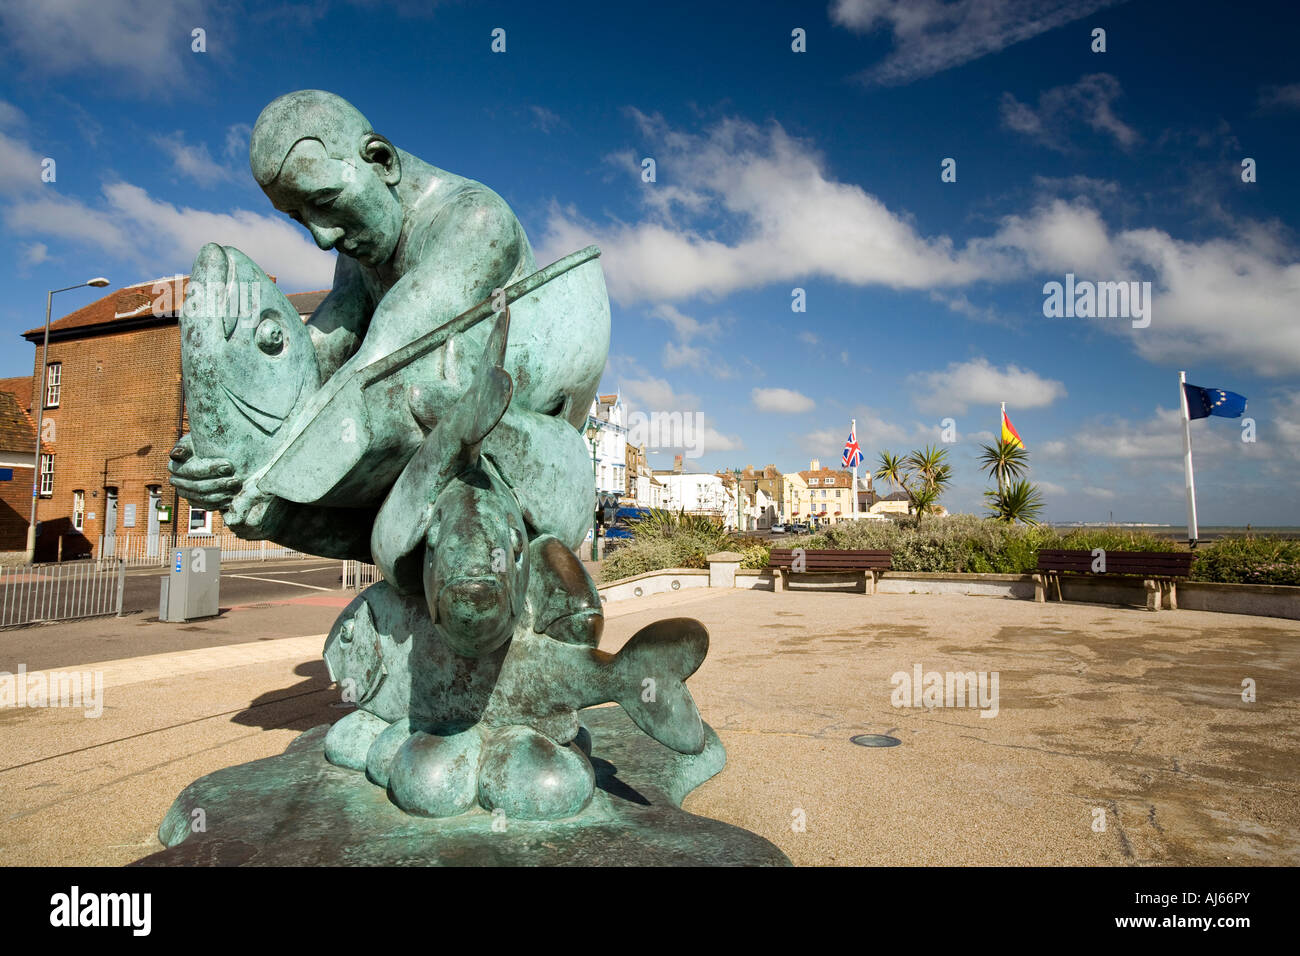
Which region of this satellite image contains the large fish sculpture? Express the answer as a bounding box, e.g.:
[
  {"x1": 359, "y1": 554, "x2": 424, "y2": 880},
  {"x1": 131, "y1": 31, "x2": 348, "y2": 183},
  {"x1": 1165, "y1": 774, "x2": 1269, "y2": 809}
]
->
[{"x1": 179, "y1": 243, "x2": 321, "y2": 478}]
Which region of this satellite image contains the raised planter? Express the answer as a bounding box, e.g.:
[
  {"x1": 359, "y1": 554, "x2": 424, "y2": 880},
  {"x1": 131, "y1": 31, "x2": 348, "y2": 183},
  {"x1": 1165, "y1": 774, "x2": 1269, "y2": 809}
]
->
[
  {"x1": 596, "y1": 566, "x2": 1300, "y2": 621},
  {"x1": 598, "y1": 568, "x2": 708, "y2": 604},
  {"x1": 1178, "y1": 581, "x2": 1300, "y2": 621}
]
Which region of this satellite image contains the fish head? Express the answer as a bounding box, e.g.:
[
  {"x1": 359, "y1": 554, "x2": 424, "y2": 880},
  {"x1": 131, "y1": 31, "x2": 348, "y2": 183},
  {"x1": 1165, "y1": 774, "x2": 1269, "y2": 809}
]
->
[
  {"x1": 425, "y1": 466, "x2": 529, "y2": 658},
  {"x1": 324, "y1": 593, "x2": 387, "y2": 707},
  {"x1": 180, "y1": 243, "x2": 321, "y2": 476}
]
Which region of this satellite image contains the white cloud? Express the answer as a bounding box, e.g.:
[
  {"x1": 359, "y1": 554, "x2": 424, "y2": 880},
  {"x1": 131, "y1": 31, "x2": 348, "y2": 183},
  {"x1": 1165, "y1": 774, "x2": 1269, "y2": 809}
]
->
[
  {"x1": 1001, "y1": 74, "x2": 1139, "y2": 151},
  {"x1": 155, "y1": 131, "x2": 238, "y2": 187},
  {"x1": 1258, "y1": 83, "x2": 1300, "y2": 111},
  {"x1": 977, "y1": 199, "x2": 1300, "y2": 377},
  {"x1": 0, "y1": 0, "x2": 208, "y2": 87},
  {"x1": 663, "y1": 340, "x2": 708, "y2": 370},
  {"x1": 798, "y1": 331, "x2": 820, "y2": 345},
  {"x1": 617, "y1": 371, "x2": 743, "y2": 454},
  {"x1": 830, "y1": 0, "x2": 1121, "y2": 86},
  {"x1": 4, "y1": 181, "x2": 334, "y2": 289},
  {"x1": 1037, "y1": 480, "x2": 1068, "y2": 496},
  {"x1": 20, "y1": 242, "x2": 48, "y2": 267},
  {"x1": 909, "y1": 358, "x2": 1066, "y2": 415},
  {"x1": 752, "y1": 387, "x2": 815, "y2": 414},
  {"x1": 652, "y1": 303, "x2": 719, "y2": 341},
  {"x1": 537, "y1": 113, "x2": 997, "y2": 304}
]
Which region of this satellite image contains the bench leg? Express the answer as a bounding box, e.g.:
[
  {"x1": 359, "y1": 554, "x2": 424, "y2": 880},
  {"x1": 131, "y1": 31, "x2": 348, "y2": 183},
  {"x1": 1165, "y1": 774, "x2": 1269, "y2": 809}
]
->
[
  {"x1": 870, "y1": 570, "x2": 879, "y2": 595},
  {"x1": 1164, "y1": 579, "x2": 1177, "y2": 611},
  {"x1": 773, "y1": 569, "x2": 785, "y2": 592},
  {"x1": 1053, "y1": 572, "x2": 1063, "y2": 602},
  {"x1": 1144, "y1": 579, "x2": 1160, "y2": 612},
  {"x1": 1034, "y1": 573, "x2": 1045, "y2": 603}
]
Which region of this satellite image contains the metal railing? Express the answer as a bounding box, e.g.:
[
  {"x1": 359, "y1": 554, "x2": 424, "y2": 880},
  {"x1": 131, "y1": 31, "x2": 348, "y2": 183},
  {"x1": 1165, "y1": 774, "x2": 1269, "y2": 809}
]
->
[
  {"x1": 0, "y1": 559, "x2": 125, "y2": 628},
  {"x1": 97, "y1": 531, "x2": 307, "y2": 567},
  {"x1": 341, "y1": 560, "x2": 384, "y2": 590}
]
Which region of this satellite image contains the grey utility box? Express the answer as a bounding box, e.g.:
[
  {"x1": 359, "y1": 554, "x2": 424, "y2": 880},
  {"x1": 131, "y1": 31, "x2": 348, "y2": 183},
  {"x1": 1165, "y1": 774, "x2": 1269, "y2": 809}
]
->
[{"x1": 159, "y1": 546, "x2": 221, "y2": 622}]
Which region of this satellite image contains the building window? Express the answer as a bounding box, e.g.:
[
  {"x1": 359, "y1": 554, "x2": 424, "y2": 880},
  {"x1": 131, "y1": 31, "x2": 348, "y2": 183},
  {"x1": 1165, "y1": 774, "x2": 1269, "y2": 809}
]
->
[
  {"x1": 809, "y1": 478, "x2": 819, "y2": 486},
  {"x1": 39, "y1": 454, "x2": 53, "y2": 496},
  {"x1": 73, "y1": 490, "x2": 85, "y2": 532},
  {"x1": 44, "y1": 362, "x2": 61, "y2": 408},
  {"x1": 188, "y1": 506, "x2": 213, "y2": 535}
]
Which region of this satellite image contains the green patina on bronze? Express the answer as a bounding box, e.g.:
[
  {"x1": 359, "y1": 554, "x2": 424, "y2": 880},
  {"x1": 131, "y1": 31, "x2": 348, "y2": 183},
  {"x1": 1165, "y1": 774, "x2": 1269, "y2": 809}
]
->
[
  {"x1": 160, "y1": 90, "x2": 753, "y2": 838},
  {"x1": 140, "y1": 710, "x2": 791, "y2": 866}
]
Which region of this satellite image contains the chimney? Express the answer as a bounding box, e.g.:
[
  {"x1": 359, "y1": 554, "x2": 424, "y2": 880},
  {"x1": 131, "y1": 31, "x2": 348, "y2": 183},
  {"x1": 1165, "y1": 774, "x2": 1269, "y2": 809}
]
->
[
  {"x1": 673, "y1": 453, "x2": 683, "y2": 474},
  {"x1": 810, "y1": 458, "x2": 820, "y2": 471}
]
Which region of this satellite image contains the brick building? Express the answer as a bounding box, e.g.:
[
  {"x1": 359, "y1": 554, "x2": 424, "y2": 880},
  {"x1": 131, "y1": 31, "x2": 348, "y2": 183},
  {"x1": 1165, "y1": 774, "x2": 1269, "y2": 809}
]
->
[
  {"x1": 13, "y1": 276, "x2": 324, "y2": 562},
  {"x1": 0, "y1": 381, "x2": 47, "y2": 556}
]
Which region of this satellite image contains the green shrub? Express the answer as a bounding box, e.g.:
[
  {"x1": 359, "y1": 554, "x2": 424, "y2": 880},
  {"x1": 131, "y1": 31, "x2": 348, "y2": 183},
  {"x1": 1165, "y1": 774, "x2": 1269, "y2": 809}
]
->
[
  {"x1": 1190, "y1": 536, "x2": 1300, "y2": 585},
  {"x1": 603, "y1": 516, "x2": 1300, "y2": 586}
]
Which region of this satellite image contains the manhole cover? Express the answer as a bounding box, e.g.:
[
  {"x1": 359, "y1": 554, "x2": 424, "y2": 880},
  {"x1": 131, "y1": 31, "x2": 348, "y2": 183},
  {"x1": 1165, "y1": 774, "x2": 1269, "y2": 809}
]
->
[{"x1": 850, "y1": 734, "x2": 901, "y2": 748}]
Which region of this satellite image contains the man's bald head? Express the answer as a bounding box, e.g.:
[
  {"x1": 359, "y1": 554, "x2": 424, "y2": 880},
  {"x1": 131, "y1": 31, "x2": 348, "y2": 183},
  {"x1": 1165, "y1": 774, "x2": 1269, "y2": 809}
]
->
[{"x1": 250, "y1": 90, "x2": 376, "y2": 186}]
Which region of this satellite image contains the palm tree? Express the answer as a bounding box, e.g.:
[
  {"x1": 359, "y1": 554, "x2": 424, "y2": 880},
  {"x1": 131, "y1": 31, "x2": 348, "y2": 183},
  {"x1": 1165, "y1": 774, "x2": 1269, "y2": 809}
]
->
[
  {"x1": 874, "y1": 451, "x2": 907, "y2": 501},
  {"x1": 985, "y1": 479, "x2": 1045, "y2": 524},
  {"x1": 911, "y1": 485, "x2": 942, "y2": 528},
  {"x1": 977, "y1": 438, "x2": 1029, "y2": 491},
  {"x1": 905, "y1": 445, "x2": 951, "y2": 492}
]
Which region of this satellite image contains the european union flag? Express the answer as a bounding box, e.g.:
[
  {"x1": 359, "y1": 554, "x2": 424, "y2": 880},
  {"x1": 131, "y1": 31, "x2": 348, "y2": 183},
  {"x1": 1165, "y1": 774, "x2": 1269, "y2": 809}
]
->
[{"x1": 1183, "y1": 383, "x2": 1247, "y2": 420}]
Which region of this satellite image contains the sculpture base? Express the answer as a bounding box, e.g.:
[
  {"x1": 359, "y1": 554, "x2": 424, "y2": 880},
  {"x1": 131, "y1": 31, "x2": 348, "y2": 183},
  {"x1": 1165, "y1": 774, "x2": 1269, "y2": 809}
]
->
[{"x1": 133, "y1": 707, "x2": 791, "y2": 866}]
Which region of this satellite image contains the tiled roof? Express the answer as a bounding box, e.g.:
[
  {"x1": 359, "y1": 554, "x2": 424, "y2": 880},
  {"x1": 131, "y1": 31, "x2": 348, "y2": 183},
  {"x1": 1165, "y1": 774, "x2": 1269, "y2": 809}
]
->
[
  {"x1": 21, "y1": 270, "x2": 291, "y2": 340},
  {"x1": 798, "y1": 467, "x2": 852, "y2": 486},
  {"x1": 22, "y1": 276, "x2": 191, "y2": 339},
  {"x1": 0, "y1": 388, "x2": 45, "y2": 456},
  {"x1": 0, "y1": 376, "x2": 33, "y2": 412},
  {"x1": 288, "y1": 290, "x2": 329, "y2": 315}
]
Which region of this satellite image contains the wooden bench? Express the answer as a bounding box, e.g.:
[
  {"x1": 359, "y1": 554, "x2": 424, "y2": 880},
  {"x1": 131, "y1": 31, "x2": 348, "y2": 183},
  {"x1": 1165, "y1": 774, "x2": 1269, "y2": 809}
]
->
[
  {"x1": 1035, "y1": 549, "x2": 1196, "y2": 611},
  {"x1": 768, "y1": 548, "x2": 892, "y2": 594}
]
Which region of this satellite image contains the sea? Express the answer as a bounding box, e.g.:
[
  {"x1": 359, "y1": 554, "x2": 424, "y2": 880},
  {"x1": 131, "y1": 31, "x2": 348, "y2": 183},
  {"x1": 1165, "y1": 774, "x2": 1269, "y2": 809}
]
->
[{"x1": 1049, "y1": 524, "x2": 1300, "y2": 542}]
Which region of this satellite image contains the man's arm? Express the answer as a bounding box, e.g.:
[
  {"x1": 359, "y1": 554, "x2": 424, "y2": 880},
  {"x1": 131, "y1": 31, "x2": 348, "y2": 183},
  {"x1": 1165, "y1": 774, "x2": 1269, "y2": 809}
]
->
[
  {"x1": 353, "y1": 186, "x2": 535, "y2": 366},
  {"x1": 306, "y1": 253, "x2": 374, "y2": 380}
]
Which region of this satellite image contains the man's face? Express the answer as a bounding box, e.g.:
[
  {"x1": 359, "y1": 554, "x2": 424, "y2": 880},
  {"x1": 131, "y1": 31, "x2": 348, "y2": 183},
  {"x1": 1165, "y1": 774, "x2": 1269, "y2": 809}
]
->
[{"x1": 263, "y1": 139, "x2": 403, "y2": 267}]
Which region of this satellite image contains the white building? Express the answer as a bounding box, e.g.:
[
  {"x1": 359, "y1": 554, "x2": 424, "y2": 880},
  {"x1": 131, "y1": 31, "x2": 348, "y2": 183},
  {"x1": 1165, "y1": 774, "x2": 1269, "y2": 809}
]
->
[
  {"x1": 585, "y1": 392, "x2": 627, "y2": 500},
  {"x1": 655, "y1": 472, "x2": 729, "y2": 518}
]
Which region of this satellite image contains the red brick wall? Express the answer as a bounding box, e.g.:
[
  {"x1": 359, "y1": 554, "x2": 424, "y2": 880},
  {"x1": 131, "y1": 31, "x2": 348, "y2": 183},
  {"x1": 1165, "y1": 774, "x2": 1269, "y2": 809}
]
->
[
  {"x1": 0, "y1": 463, "x2": 34, "y2": 551},
  {"x1": 28, "y1": 321, "x2": 226, "y2": 561}
]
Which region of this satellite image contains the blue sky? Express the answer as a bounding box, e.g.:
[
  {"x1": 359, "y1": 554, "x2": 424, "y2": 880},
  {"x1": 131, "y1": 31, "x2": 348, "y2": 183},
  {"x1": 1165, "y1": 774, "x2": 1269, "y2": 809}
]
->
[{"x1": 1, "y1": 0, "x2": 1298, "y2": 523}]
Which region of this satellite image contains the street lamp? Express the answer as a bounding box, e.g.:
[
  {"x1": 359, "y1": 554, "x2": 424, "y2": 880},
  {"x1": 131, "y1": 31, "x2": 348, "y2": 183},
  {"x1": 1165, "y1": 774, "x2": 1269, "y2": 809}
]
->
[
  {"x1": 585, "y1": 419, "x2": 600, "y2": 560},
  {"x1": 26, "y1": 277, "x2": 110, "y2": 563},
  {"x1": 734, "y1": 467, "x2": 743, "y2": 533}
]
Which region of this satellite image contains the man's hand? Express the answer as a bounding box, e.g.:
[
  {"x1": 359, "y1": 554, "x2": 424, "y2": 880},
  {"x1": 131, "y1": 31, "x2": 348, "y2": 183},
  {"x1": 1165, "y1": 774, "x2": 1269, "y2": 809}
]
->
[{"x1": 168, "y1": 434, "x2": 242, "y2": 511}]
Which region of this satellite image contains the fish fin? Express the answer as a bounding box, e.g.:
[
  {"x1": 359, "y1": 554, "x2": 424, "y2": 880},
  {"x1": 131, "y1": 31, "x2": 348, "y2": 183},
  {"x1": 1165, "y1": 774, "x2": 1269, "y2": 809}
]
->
[{"x1": 611, "y1": 618, "x2": 708, "y2": 754}]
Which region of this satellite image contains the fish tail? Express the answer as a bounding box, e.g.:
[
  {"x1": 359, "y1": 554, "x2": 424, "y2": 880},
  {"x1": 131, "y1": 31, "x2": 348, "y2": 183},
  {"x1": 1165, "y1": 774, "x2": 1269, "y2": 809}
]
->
[{"x1": 611, "y1": 618, "x2": 708, "y2": 754}]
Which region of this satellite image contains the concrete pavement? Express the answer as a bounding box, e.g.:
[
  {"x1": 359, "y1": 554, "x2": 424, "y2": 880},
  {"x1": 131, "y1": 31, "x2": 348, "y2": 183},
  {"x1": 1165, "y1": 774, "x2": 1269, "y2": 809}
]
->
[{"x1": 1, "y1": 586, "x2": 1297, "y2": 865}]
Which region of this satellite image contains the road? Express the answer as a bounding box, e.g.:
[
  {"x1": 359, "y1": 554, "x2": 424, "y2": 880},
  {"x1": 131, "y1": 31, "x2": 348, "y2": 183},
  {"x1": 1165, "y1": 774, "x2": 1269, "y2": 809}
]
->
[
  {"x1": 0, "y1": 559, "x2": 353, "y2": 671},
  {"x1": 117, "y1": 558, "x2": 346, "y2": 615}
]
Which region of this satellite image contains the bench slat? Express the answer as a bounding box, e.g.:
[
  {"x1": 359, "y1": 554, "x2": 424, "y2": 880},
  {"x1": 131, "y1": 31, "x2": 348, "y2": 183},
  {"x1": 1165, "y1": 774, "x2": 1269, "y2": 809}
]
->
[{"x1": 1037, "y1": 548, "x2": 1194, "y2": 576}]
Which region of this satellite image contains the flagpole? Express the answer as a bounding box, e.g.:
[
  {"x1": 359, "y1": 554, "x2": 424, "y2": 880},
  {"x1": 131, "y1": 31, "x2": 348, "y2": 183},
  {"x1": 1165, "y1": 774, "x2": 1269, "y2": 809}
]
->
[
  {"x1": 849, "y1": 418, "x2": 858, "y2": 520},
  {"x1": 1179, "y1": 371, "x2": 1199, "y2": 547},
  {"x1": 998, "y1": 402, "x2": 1006, "y2": 492}
]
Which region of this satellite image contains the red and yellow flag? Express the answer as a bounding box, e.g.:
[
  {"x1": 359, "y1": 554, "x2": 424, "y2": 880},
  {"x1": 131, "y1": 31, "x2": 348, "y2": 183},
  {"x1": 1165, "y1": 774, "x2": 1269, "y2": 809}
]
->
[{"x1": 1001, "y1": 409, "x2": 1024, "y2": 449}]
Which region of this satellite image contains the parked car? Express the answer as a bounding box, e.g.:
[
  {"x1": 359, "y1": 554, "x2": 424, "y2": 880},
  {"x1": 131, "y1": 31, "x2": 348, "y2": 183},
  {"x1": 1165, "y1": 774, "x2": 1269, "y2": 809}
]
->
[
  {"x1": 770, "y1": 523, "x2": 788, "y2": 534},
  {"x1": 788, "y1": 523, "x2": 809, "y2": 534}
]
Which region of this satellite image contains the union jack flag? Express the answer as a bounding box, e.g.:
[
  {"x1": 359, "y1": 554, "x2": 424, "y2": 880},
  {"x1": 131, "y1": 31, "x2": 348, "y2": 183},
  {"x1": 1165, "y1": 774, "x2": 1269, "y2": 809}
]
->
[{"x1": 842, "y1": 425, "x2": 863, "y2": 468}]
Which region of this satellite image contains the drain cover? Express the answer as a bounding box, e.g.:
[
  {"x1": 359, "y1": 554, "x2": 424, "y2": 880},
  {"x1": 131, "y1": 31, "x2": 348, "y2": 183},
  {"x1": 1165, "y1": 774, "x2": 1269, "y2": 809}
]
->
[{"x1": 850, "y1": 734, "x2": 901, "y2": 748}]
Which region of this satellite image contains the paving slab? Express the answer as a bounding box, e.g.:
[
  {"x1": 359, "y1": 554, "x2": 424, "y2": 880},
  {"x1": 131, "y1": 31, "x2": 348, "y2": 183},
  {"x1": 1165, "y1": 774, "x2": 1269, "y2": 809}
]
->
[{"x1": 1, "y1": 588, "x2": 1296, "y2": 866}]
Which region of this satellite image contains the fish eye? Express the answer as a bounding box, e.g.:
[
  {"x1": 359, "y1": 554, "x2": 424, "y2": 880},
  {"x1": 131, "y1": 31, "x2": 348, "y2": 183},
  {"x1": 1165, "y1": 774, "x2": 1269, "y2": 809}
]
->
[
  {"x1": 511, "y1": 526, "x2": 525, "y2": 557},
  {"x1": 340, "y1": 620, "x2": 354, "y2": 645},
  {"x1": 255, "y1": 312, "x2": 285, "y2": 355}
]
